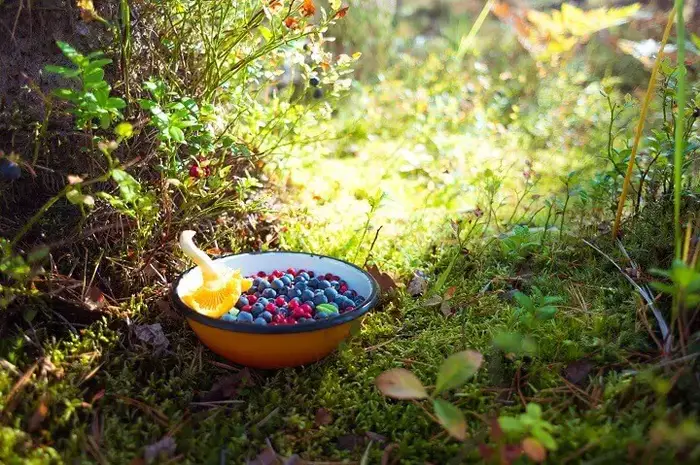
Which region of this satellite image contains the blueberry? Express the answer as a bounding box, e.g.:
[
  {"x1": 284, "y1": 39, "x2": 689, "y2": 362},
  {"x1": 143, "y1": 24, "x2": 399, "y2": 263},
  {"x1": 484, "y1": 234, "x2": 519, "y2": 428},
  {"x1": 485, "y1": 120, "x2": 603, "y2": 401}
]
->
[
  {"x1": 313, "y1": 87, "x2": 323, "y2": 99},
  {"x1": 308, "y1": 278, "x2": 319, "y2": 289},
  {"x1": 284, "y1": 273, "x2": 295, "y2": 281},
  {"x1": 277, "y1": 308, "x2": 289, "y2": 317},
  {"x1": 287, "y1": 288, "x2": 302, "y2": 299},
  {"x1": 342, "y1": 297, "x2": 356, "y2": 309},
  {"x1": 354, "y1": 296, "x2": 365, "y2": 305},
  {"x1": 262, "y1": 288, "x2": 277, "y2": 299},
  {"x1": 258, "y1": 280, "x2": 271, "y2": 291},
  {"x1": 0, "y1": 159, "x2": 21, "y2": 181},
  {"x1": 324, "y1": 288, "x2": 338, "y2": 300},
  {"x1": 261, "y1": 311, "x2": 273, "y2": 322},
  {"x1": 237, "y1": 312, "x2": 254, "y2": 323},
  {"x1": 271, "y1": 279, "x2": 285, "y2": 290},
  {"x1": 298, "y1": 317, "x2": 310, "y2": 324},
  {"x1": 254, "y1": 317, "x2": 267, "y2": 325},
  {"x1": 280, "y1": 276, "x2": 292, "y2": 286},
  {"x1": 294, "y1": 281, "x2": 307, "y2": 291},
  {"x1": 343, "y1": 291, "x2": 354, "y2": 298},
  {"x1": 316, "y1": 311, "x2": 330, "y2": 319},
  {"x1": 309, "y1": 76, "x2": 320, "y2": 87},
  {"x1": 313, "y1": 294, "x2": 328, "y2": 305},
  {"x1": 318, "y1": 280, "x2": 331, "y2": 290},
  {"x1": 301, "y1": 289, "x2": 315, "y2": 302},
  {"x1": 306, "y1": 301, "x2": 316, "y2": 310},
  {"x1": 252, "y1": 277, "x2": 262, "y2": 287},
  {"x1": 221, "y1": 313, "x2": 237, "y2": 322},
  {"x1": 236, "y1": 295, "x2": 249, "y2": 309},
  {"x1": 257, "y1": 297, "x2": 269, "y2": 307},
  {"x1": 334, "y1": 295, "x2": 345, "y2": 305},
  {"x1": 314, "y1": 289, "x2": 324, "y2": 296},
  {"x1": 329, "y1": 302, "x2": 339, "y2": 309},
  {"x1": 298, "y1": 272, "x2": 310, "y2": 281},
  {"x1": 251, "y1": 303, "x2": 265, "y2": 316}
]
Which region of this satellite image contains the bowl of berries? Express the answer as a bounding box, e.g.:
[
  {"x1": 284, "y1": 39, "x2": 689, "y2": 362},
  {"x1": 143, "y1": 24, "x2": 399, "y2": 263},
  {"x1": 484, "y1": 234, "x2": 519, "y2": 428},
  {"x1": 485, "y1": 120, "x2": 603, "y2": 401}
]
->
[{"x1": 172, "y1": 247, "x2": 380, "y2": 369}]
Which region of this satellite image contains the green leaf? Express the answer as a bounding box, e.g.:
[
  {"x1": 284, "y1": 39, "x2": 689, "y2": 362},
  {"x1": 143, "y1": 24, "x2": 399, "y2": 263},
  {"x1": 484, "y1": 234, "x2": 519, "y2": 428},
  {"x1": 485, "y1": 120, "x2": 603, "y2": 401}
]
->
[
  {"x1": 52, "y1": 88, "x2": 79, "y2": 103},
  {"x1": 526, "y1": 403, "x2": 542, "y2": 418},
  {"x1": 99, "y1": 113, "x2": 111, "y2": 130},
  {"x1": 498, "y1": 416, "x2": 525, "y2": 434},
  {"x1": 85, "y1": 58, "x2": 113, "y2": 71},
  {"x1": 259, "y1": 26, "x2": 273, "y2": 42},
  {"x1": 535, "y1": 306, "x2": 557, "y2": 320},
  {"x1": 434, "y1": 350, "x2": 483, "y2": 395},
  {"x1": 115, "y1": 122, "x2": 133, "y2": 138},
  {"x1": 56, "y1": 41, "x2": 84, "y2": 65},
  {"x1": 111, "y1": 169, "x2": 140, "y2": 203},
  {"x1": 107, "y1": 97, "x2": 126, "y2": 110},
  {"x1": 532, "y1": 426, "x2": 557, "y2": 450},
  {"x1": 84, "y1": 67, "x2": 105, "y2": 84},
  {"x1": 44, "y1": 65, "x2": 80, "y2": 78},
  {"x1": 522, "y1": 438, "x2": 547, "y2": 462},
  {"x1": 27, "y1": 246, "x2": 50, "y2": 263},
  {"x1": 375, "y1": 368, "x2": 428, "y2": 400},
  {"x1": 168, "y1": 126, "x2": 185, "y2": 143},
  {"x1": 542, "y1": 295, "x2": 563, "y2": 305},
  {"x1": 432, "y1": 399, "x2": 467, "y2": 441},
  {"x1": 493, "y1": 332, "x2": 537, "y2": 355},
  {"x1": 512, "y1": 291, "x2": 533, "y2": 309}
]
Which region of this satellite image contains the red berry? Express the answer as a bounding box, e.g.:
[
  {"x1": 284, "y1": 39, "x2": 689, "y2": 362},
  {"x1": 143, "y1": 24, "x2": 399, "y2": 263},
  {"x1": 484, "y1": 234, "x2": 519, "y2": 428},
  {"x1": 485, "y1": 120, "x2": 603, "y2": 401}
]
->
[
  {"x1": 298, "y1": 269, "x2": 306, "y2": 274},
  {"x1": 292, "y1": 308, "x2": 306, "y2": 319},
  {"x1": 272, "y1": 270, "x2": 283, "y2": 278},
  {"x1": 275, "y1": 297, "x2": 286, "y2": 307},
  {"x1": 286, "y1": 268, "x2": 297, "y2": 276},
  {"x1": 346, "y1": 306, "x2": 355, "y2": 312},
  {"x1": 273, "y1": 314, "x2": 285, "y2": 323},
  {"x1": 308, "y1": 271, "x2": 315, "y2": 278},
  {"x1": 288, "y1": 300, "x2": 299, "y2": 310},
  {"x1": 324, "y1": 273, "x2": 334, "y2": 280},
  {"x1": 189, "y1": 164, "x2": 210, "y2": 178},
  {"x1": 257, "y1": 271, "x2": 267, "y2": 277},
  {"x1": 333, "y1": 275, "x2": 340, "y2": 281},
  {"x1": 265, "y1": 303, "x2": 277, "y2": 312},
  {"x1": 241, "y1": 305, "x2": 252, "y2": 313},
  {"x1": 268, "y1": 275, "x2": 275, "y2": 282},
  {"x1": 247, "y1": 294, "x2": 258, "y2": 305},
  {"x1": 286, "y1": 317, "x2": 297, "y2": 325},
  {"x1": 339, "y1": 285, "x2": 348, "y2": 293},
  {"x1": 300, "y1": 304, "x2": 312, "y2": 313}
]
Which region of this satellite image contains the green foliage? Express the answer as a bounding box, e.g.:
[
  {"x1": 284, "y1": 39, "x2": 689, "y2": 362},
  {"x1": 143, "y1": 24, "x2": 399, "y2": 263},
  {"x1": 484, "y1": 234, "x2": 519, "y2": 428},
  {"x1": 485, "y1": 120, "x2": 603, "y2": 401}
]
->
[
  {"x1": 45, "y1": 41, "x2": 125, "y2": 130},
  {"x1": 513, "y1": 286, "x2": 563, "y2": 326}
]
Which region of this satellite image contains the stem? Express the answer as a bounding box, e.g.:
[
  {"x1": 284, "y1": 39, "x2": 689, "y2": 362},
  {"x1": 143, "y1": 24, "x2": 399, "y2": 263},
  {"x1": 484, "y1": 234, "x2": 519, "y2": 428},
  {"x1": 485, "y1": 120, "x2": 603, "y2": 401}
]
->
[
  {"x1": 559, "y1": 190, "x2": 571, "y2": 240},
  {"x1": 612, "y1": 8, "x2": 676, "y2": 239},
  {"x1": 541, "y1": 202, "x2": 554, "y2": 248},
  {"x1": 456, "y1": 0, "x2": 495, "y2": 60},
  {"x1": 673, "y1": 0, "x2": 686, "y2": 259}
]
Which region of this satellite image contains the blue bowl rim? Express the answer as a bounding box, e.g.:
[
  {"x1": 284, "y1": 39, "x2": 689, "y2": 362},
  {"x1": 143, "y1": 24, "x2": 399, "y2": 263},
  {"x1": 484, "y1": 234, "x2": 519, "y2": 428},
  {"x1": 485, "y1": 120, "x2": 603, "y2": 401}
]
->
[{"x1": 171, "y1": 251, "x2": 381, "y2": 334}]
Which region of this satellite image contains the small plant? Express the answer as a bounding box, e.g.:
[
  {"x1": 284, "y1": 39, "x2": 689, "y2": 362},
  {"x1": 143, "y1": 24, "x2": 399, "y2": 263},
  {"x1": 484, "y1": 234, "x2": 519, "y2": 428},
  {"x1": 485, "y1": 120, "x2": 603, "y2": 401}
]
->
[
  {"x1": 500, "y1": 225, "x2": 540, "y2": 261},
  {"x1": 512, "y1": 286, "x2": 562, "y2": 327},
  {"x1": 45, "y1": 41, "x2": 125, "y2": 130},
  {"x1": 479, "y1": 403, "x2": 557, "y2": 464},
  {"x1": 375, "y1": 350, "x2": 483, "y2": 440}
]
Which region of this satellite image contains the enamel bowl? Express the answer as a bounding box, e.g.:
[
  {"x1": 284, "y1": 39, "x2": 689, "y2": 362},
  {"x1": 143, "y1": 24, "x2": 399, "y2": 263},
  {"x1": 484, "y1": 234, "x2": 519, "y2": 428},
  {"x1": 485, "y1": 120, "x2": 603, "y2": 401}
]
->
[{"x1": 172, "y1": 252, "x2": 380, "y2": 369}]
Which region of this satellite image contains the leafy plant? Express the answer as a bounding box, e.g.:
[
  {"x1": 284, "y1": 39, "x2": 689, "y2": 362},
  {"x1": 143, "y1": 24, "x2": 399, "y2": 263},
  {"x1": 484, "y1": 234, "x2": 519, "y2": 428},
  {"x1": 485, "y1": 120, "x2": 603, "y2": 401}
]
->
[
  {"x1": 45, "y1": 41, "x2": 125, "y2": 130},
  {"x1": 500, "y1": 225, "x2": 540, "y2": 261},
  {"x1": 512, "y1": 286, "x2": 562, "y2": 326},
  {"x1": 375, "y1": 350, "x2": 483, "y2": 440},
  {"x1": 479, "y1": 403, "x2": 557, "y2": 464}
]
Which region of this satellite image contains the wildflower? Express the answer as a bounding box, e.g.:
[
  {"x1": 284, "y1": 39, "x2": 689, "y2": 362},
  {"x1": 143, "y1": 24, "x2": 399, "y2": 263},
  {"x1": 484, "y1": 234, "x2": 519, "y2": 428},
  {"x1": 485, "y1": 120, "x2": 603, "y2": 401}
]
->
[
  {"x1": 300, "y1": 0, "x2": 315, "y2": 17},
  {"x1": 268, "y1": 0, "x2": 283, "y2": 13},
  {"x1": 333, "y1": 5, "x2": 349, "y2": 19},
  {"x1": 284, "y1": 17, "x2": 299, "y2": 29}
]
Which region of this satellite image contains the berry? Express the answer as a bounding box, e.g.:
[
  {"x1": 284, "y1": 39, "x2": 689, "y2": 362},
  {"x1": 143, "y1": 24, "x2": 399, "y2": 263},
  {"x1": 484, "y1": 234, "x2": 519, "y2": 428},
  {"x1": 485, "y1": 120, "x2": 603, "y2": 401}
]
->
[
  {"x1": 294, "y1": 281, "x2": 308, "y2": 291},
  {"x1": 309, "y1": 76, "x2": 320, "y2": 87},
  {"x1": 329, "y1": 302, "x2": 339, "y2": 309},
  {"x1": 288, "y1": 299, "x2": 300, "y2": 310},
  {"x1": 343, "y1": 290, "x2": 354, "y2": 298},
  {"x1": 241, "y1": 305, "x2": 252, "y2": 313},
  {"x1": 324, "y1": 273, "x2": 334, "y2": 280},
  {"x1": 252, "y1": 277, "x2": 262, "y2": 287},
  {"x1": 189, "y1": 164, "x2": 210, "y2": 178},
  {"x1": 257, "y1": 271, "x2": 267, "y2": 277},
  {"x1": 308, "y1": 278, "x2": 319, "y2": 289},
  {"x1": 298, "y1": 272, "x2": 310, "y2": 281},
  {"x1": 308, "y1": 271, "x2": 316, "y2": 278},
  {"x1": 237, "y1": 311, "x2": 254, "y2": 323},
  {"x1": 281, "y1": 276, "x2": 292, "y2": 286},
  {"x1": 271, "y1": 278, "x2": 285, "y2": 290},
  {"x1": 292, "y1": 308, "x2": 306, "y2": 319},
  {"x1": 301, "y1": 289, "x2": 315, "y2": 302},
  {"x1": 254, "y1": 317, "x2": 268, "y2": 325},
  {"x1": 272, "y1": 270, "x2": 283, "y2": 278},
  {"x1": 346, "y1": 306, "x2": 355, "y2": 312},
  {"x1": 247, "y1": 294, "x2": 258, "y2": 305},
  {"x1": 275, "y1": 296, "x2": 286, "y2": 307},
  {"x1": 262, "y1": 288, "x2": 277, "y2": 299},
  {"x1": 258, "y1": 280, "x2": 271, "y2": 291},
  {"x1": 300, "y1": 304, "x2": 313, "y2": 314},
  {"x1": 249, "y1": 303, "x2": 263, "y2": 314},
  {"x1": 313, "y1": 294, "x2": 328, "y2": 305},
  {"x1": 265, "y1": 302, "x2": 277, "y2": 313},
  {"x1": 257, "y1": 297, "x2": 269, "y2": 307},
  {"x1": 236, "y1": 295, "x2": 249, "y2": 309},
  {"x1": 221, "y1": 313, "x2": 237, "y2": 322},
  {"x1": 0, "y1": 159, "x2": 21, "y2": 181},
  {"x1": 324, "y1": 288, "x2": 338, "y2": 300},
  {"x1": 273, "y1": 314, "x2": 285, "y2": 324},
  {"x1": 287, "y1": 288, "x2": 302, "y2": 299},
  {"x1": 340, "y1": 285, "x2": 349, "y2": 294},
  {"x1": 333, "y1": 275, "x2": 340, "y2": 281},
  {"x1": 286, "y1": 268, "x2": 297, "y2": 275},
  {"x1": 318, "y1": 280, "x2": 331, "y2": 290}
]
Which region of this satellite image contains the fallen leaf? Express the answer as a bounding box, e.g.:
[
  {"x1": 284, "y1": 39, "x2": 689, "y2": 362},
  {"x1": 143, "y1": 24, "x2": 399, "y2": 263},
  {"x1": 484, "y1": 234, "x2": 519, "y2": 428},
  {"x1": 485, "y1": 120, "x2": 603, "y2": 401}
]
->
[
  {"x1": 334, "y1": 5, "x2": 349, "y2": 19},
  {"x1": 434, "y1": 350, "x2": 483, "y2": 394},
  {"x1": 315, "y1": 408, "x2": 333, "y2": 427},
  {"x1": 367, "y1": 265, "x2": 397, "y2": 294},
  {"x1": 247, "y1": 446, "x2": 278, "y2": 465},
  {"x1": 28, "y1": 395, "x2": 49, "y2": 432},
  {"x1": 440, "y1": 300, "x2": 453, "y2": 317},
  {"x1": 67, "y1": 175, "x2": 84, "y2": 184},
  {"x1": 336, "y1": 434, "x2": 366, "y2": 451},
  {"x1": 133, "y1": 324, "x2": 170, "y2": 352},
  {"x1": 433, "y1": 399, "x2": 467, "y2": 441},
  {"x1": 200, "y1": 368, "x2": 251, "y2": 402},
  {"x1": 522, "y1": 437, "x2": 546, "y2": 462},
  {"x1": 144, "y1": 436, "x2": 176, "y2": 463},
  {"x1": 424, "y1": 295, "x2": 443, "y2": 306},
  {"x1": 91, "y1": 389, "x2": 105, "y2": 404},
  {"x1": 375, "y1": 368, "x2": 428, "y2": 399},
  {"x1": 444, "y1": 286, "x2": 457, "y2": 299},
  {"x1": 283, "y1": 455, "x2": 303, "y2": 465},
  {"x1": 156, "y1": 299, "x2": 183, "y2": 321},
  {"x1": 564, "y1": 359, "x2": 594, "y2": 385},
  {"x1": 300, "y1": 0, "x2": 316, "y2": 17},
  {"x1": 407, "y1": 271, "x2": 428, "y2": 297},
  {"x1": 85, "y1": 286, "x2": 106, "y2": 310},
  {"x1": 366, "y1": 431, "x2": 387, "y2": 443},
  {"x1": 381, "y1": 443, "x2": 398, "y2": 465}
]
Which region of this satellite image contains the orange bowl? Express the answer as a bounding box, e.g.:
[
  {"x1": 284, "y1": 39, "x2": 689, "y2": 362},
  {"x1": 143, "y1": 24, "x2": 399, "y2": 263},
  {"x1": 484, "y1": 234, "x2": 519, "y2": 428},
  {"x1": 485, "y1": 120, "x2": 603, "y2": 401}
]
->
[{"x1": 171, "y1": 252, "x2": 380, "y2": 369}]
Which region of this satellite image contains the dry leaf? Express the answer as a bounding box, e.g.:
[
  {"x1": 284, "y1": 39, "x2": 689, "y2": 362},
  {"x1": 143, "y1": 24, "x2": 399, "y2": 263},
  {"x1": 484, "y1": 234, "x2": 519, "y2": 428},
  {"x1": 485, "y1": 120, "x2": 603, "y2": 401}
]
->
[
  {"x1": 439, "y1": 301, "x2": 453, "y2": 317},
  {"x1": 300, "y1": 0, "x2": 316, "y2": 17},
  {"x1": 133, "y1": 324, "x2": 170, "y2": 351},
  {"x1": 522, "y1": 438, "x2": 546, "y2": 462},
  {"x1": 28, "y1": 395, "x2": 49, "y2": 432},
  {"x1": 407, "y1": 271, "x2": 428, "y2": 297},
  {"x1": 156, "y1": 299, "x2": 183, "y2": 321},
  {"x1": 314, "y1": 408, "x2": 333, "y2": 427},
  {"x1": 375, "y1": 368, "x2": 428, "y2": 399},
  {"x1": 424, "y1": 295, "x2": 443, "y2": 306},
  {"x1": 381, "y1": 443, "x2": 399, "y2": 465},
  {"x1": 201, "y1": 368, "x2": 251, "y2": 402},
  {"x1": 365, "y1": 431, "x2": 387, "y2": 443},
  {"x1": 564, "y1": 359, "x2": 594, "y2": 385},
  {"x1": 85, "y1": 286, "x2": 106, "y2": 310},
  {"x1": 333, "y1": 5, "x2": 349, "y2": 19},
  {"x1": 367, "y1": 264, "x2": 397, "y2": 294},
  {"x1": 67, "y1": 175, "x2": 84, "y2": 184},
  {"x1": 144, "y1": 436, "x2": 176, "y2": 463}
]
